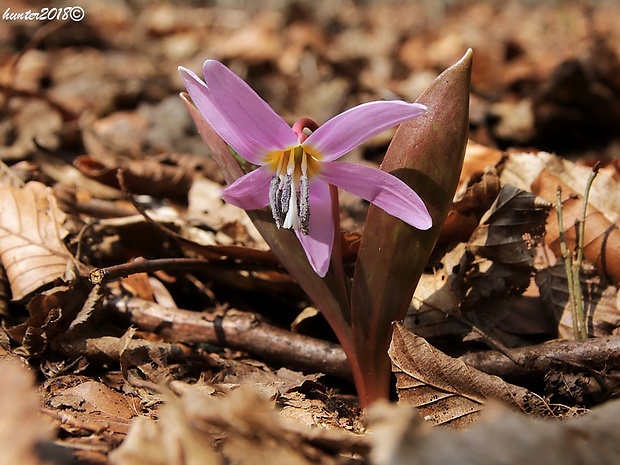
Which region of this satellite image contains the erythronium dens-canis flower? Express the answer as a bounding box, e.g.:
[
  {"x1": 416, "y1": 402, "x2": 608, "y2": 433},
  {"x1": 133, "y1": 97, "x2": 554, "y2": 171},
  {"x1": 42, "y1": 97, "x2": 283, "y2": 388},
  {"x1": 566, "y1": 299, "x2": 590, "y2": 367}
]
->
[{"x1": 179, "y1": 60, "x2": 432, "y2": 277}]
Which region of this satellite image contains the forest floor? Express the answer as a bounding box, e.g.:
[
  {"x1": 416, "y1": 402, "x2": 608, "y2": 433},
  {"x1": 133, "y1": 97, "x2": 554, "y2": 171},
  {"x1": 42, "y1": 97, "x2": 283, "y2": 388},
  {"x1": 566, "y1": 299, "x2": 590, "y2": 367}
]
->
[{"x1": 1, "y1": 0, "x2": 620, "y2": 464}]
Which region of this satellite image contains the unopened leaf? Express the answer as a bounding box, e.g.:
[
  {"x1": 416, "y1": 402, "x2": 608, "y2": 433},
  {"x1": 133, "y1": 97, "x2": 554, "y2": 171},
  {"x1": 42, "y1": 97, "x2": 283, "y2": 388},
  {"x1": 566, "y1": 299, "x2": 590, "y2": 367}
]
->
[
  {"x1": 389, "y1": 323, "x2": 571, "y2": 428},
  {"x1": 350, "y1": 49, "x2": 472, "y2": 405},
  {"x1": 0, "y1": 182, "x2": 73, "y2": 301}
]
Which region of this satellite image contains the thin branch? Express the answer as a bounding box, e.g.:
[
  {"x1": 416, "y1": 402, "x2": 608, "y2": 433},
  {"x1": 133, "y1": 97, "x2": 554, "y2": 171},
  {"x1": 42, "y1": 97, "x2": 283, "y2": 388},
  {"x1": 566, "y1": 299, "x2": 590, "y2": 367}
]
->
[
  {"x1": 106, "y1": 295, "x2": 352, "y2": 381},
  {"x1": 460, "y1": 336, "x2": 620, "y2": 383},
  {"x1": 90, "y1": 257, "x2": 211, "y2": 284}
]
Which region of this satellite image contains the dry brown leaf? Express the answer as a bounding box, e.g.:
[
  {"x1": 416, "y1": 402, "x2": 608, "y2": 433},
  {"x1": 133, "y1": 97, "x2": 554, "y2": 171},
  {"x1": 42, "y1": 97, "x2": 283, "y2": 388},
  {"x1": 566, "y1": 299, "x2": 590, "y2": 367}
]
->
[
  {"x1": 0, "y1": 358, "x2": 55, "y2": 465},
  {"x1": 6, "y1": 281, "x2": 92, "y2": 358},
  {"x1": 211, "y1": 359, "x2": 322, "y2": 400},
  {"x1": 533, "y1": 169, "x2": 620, "y2": 285},
  {"x1": 458, "y1": 141, "x2": 504, "y2": 188},
  {"x1": 389, "y1": 323, "x2": 571, "y2": 428},
  {"x1": 0, "y1": 181, "x2": 74, "y2": 301},
  {"x1": 82, "y1": 111, "x2": 150, "y2": 159},
  {"x1": 408, "y1": 186, "x2": 549, "y2": 343},
  {"x1": 0, "y1": 99, "x2": 63, "y2": 161},
  {"x1": 211, "y1": 11, "x2": 284, "y2": 63},
  {"x1": 74, "y1": 154, "x2": 193, "y2": 201},
  {"x1": 501, "y1": 152, "x2": 620, "y2": 224},
  {"x1": 369, "y1": 398, "x2": 620, "y2": 465},
  {"x1": 188, "y1": 176, "x2": 268, "y2": 248},
  {"x1": 440, "y1": 168, "x2": 501, "y2": 246},
  {"x1": 109, "y1": 392, "x2": 220, "y2": 465},
  {"x1": 111, "y1": 385, "x2": 348, "y2": 465},
  {"x1": 536, "y1": 263, "x2": 620, "y2": 340},
  {"x1": 406, "y1": 243, "x2": 469, "y2": 339},
  {"x1": 467, "y1": 184, "x2": 551, "y2": 268},
  {"x1": 47, "y1": 380, "x2": 137, "y2": 434}
]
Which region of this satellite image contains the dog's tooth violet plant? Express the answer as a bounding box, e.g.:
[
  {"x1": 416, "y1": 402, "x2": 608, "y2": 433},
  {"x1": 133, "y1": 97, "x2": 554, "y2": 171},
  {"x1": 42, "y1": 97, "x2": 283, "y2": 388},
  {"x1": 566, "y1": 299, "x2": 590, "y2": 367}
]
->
[
  {"x1": 179, "y1": 60, "x2": 431, "y2": 277},
  {"x1": 180, "y1": 50, "x2": 472, "y2": 407}
]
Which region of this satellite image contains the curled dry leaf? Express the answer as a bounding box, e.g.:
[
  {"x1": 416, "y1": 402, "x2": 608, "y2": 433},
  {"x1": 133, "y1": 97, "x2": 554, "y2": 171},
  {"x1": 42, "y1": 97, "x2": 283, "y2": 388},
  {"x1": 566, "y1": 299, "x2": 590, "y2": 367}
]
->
[
  {"x1": 467, "y1": 184, "x2": 551, "y2": 268},
  {"x1": 406, "y1": 243, "x2": 469, "y2": 340},
  {"x1": 501, "y1": 151, "x2": 620, "y2": 224},
  {"x1": 407, "y1": 185, "x2": 550, "y2": 344},
  {"x1": 536, "y1": 263, "x2": 620, "y2": 340},
  {"x1": 74, "y1": 154, "x2": 193, "y2": 201},
  {"x1": 7, "y1": 284, "x2": 92, "y2": 358},
  {"x1": 389, "y1": 323, "x2": 573, "y2": 428},
  {"x1": 369, "y1": 397, "x2": 620, "y2": 465},
  {"x1": 457, "y1": 141, "x2": 504, "y2": 188},
  {"x1": 0, "y1": 99, "x2": 63, "y2": 161},
  {"x1": 439, "y1": 168, "x2": 501, "y2": 247},
  {"x1": 532, "y1": 169, "x2": 620, "y2": 285},
  {"x1": 47, "y1": 380, "x2": 137, "y2": 435},
  {"x1": 0, "y1": 181, "x2": 74, "y2": 301}
]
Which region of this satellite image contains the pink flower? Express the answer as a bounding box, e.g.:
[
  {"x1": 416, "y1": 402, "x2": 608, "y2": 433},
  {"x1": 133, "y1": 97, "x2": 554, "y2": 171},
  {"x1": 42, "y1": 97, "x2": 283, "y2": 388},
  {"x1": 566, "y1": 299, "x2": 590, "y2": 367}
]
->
[{"x1": 179, "y1": 60, "x2": 431, "y2": 277}]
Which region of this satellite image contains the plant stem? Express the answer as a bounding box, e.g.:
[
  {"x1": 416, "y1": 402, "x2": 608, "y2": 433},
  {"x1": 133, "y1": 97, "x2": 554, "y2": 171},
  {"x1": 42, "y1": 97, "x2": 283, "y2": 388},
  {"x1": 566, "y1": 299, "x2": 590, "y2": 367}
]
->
[
  {"x1": 555, "y1": 163, "x2": 601, "y2": 341},
  {"x1": 572, "y1": 163, "x2": 601, "y2": 340},
  {"x1": 555, "y1": 187, "x2": 581, "y2": 340}
]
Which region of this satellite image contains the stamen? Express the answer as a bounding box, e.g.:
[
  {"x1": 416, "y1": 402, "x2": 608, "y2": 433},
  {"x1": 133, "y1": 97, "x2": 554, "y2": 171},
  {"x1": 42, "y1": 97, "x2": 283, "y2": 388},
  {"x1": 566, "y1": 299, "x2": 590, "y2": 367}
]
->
[
  {"x1": 268, "y1": 147, "x2": 314, "y2": 233},
  {"x1": 269, "y1": 175, "x2": 282, "y2": 228},
  {"x1": 299, "y1": 173, "x2": 310, "y2": 235},
  {"x1": 280, "y1": 175, "x2": 292, "y2": 215}
]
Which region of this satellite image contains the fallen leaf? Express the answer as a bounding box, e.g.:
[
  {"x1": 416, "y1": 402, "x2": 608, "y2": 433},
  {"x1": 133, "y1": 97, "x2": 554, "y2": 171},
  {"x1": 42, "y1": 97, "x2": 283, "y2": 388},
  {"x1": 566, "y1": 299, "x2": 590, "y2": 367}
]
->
[
  {"x1": 532, "y1": 169, "x2": 620, "y2": 285},
  {"x1": 439, "y1": 168, "x2": 501, "y2": 246},
  {"x1": 389, "y1": 323, "x2": 573, "y2": 428},
  {"x1": 408, "y1": 185, "x2": 549, "y2": 344},
  {"x1": 109, "y1": 392, "x2": 220, "y2": 465},
  {"x1": 47, "y1": 380, "x2": 137, "y2": 434},
  {"x1": 111, "y1": 385, "x2": 350, "y2": 465},
  {"x1": 406, "y1": 243, "x2": 469, "y2": 340},
  {"x1": 467, "y1": 184, "x2": 551, "y2": 268},
  {"x1": 458, "y1": 141, "x2": 504, "y2": 188},
  {"x1": 6, "y1": 284, "x2": 91, "y2": 358},
  {"x1": 369, "y1": 398, "x2": 620, "y2": 465},
  {"x1": 0, "y1": 358, "x2": 55, "y2": 465},
  {"x1": 0, "y1": 99, "x2": 63, "y2": 161},
  {"x1": 536, "y1": 263, "x2": 620, "y2": 340},
  {"x1": 501, "y1": 151, "x2": 620, "y2": 224},
  {"x1": 74, "y1": 154, "x2": 193, "y2": 201},
  {"x1": 0, "y1": 181, "x2": 74, "y2": 301}
]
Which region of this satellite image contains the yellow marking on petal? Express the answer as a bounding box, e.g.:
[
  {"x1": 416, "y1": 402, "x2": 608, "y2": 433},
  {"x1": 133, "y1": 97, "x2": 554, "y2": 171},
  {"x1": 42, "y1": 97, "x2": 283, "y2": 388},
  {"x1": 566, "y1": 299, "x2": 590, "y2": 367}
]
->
[{"x1": 264, "y1": 145, "x2": 322, "y2": 180}]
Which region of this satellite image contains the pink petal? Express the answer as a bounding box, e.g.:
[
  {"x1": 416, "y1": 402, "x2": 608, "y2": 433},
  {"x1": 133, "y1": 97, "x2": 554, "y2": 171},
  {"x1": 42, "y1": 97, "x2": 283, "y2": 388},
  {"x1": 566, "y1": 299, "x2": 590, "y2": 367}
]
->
[
  {"x1": 179, "y1": 66, "x2": 267, "y2": 165},
  {"x1": 202, "y1": 60, "x2": 298, "y2": 155},
  {"x1": 320, "y1": 162, "x2": 432, "y2": 230},
  {"x1": 296, "y1": 181, "x2": 334, "y2": 277},
  {"x1": 303, "y1": 101, "x2": 427, "y2": 161},
  {"x1": 221, "y1": 165, "x2": 272, "y2": 210}
]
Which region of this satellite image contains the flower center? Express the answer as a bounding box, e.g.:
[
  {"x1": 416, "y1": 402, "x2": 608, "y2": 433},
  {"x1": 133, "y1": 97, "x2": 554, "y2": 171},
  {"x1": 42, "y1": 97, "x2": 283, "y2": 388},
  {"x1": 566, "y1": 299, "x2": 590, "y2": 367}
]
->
[{"x1": 266, "y1": 145, "x2": 320, "y2": 235}]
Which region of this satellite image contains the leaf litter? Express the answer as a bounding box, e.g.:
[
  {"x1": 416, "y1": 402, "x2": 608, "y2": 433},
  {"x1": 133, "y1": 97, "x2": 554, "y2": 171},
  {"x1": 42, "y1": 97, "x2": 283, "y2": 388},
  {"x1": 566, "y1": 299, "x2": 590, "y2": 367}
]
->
[{"x1": 2, "y1": 0, "x2": 620, "y2": 463}]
